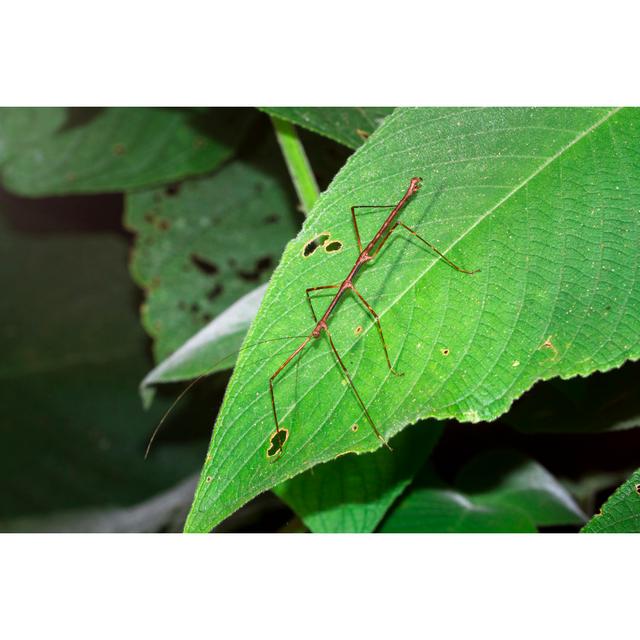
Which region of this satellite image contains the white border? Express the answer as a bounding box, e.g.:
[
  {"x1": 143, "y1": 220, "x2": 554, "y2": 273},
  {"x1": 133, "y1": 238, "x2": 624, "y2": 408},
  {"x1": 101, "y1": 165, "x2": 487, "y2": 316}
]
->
[
  {"x1": 2, "y1": 1, "x2": 639, "y2": 105},
  {"x1": 2, "y1": 2, "x2": 638, "y2": 637},
  {"x1": 1, "y1": 535, "x2": 638, "y2": 639}
]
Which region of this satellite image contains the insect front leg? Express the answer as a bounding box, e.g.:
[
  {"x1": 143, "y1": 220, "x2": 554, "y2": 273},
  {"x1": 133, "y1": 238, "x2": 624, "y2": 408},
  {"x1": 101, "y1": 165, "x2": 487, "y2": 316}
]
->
[
  {"x1": 350, "y1": 205, "x2": 395, "y2": 253},
  {"x1": 395, "y1": 223, "x2": 479, "y2": 274},
  {"x1": 305, "y1": 285, "x2": 340, "y2": 322}
]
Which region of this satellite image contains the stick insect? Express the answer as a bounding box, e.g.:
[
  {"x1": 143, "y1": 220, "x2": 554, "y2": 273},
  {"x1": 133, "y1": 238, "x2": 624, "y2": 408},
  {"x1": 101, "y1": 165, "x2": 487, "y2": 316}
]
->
[{"x1": 269, "y1": 177, "x2": 479, "y2": 455}]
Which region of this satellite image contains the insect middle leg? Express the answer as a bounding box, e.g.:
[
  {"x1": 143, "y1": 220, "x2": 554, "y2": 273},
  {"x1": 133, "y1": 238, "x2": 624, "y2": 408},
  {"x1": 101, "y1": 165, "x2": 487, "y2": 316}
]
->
[
  {"x1": 306, "y1": 284, "x2": 392, "y2": 450},
  {"x1": 268, "y1": 285, "x2": 340, "y2": 451}
]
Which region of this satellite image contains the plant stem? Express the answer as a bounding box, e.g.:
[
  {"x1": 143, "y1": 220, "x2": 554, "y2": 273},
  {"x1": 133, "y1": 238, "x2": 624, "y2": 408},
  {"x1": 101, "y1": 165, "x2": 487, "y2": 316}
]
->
[{"x1": 271, "y1": 116, "x2": 319, "y2": 216}]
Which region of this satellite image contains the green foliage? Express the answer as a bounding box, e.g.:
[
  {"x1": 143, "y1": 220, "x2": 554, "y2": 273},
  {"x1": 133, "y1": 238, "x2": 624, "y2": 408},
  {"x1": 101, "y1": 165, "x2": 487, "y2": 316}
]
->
[
  {"x1": 136, "y1": 116, "x2": 360, "y2": 398},
  {"x1": 137, "y1": 118, "x2": 359, "y2": 398},
  {"x1": 274, "y1": 420, "x2": 443, "y2": 532},
  {"x1": 2, "y1": 106, "x2": 639, "y2": 534},
  {"x1": 261, "y1": 107, "x2": 394, "y2": 149},
  {"x1": 185, "y1": 107, "x2": 640, "y2": 532},
  {"x1": 0, "y1": 107, "x2": 251, "y2": 195},
  {"x1": 582, "y1": 468, "x2": 640, "y2": 533},
  {"x1": 125, "y1": 139, "x2": 302, "y2": 362},
  {"x1": 379, "y1": 451, "x2": 585, "y2": 533}
]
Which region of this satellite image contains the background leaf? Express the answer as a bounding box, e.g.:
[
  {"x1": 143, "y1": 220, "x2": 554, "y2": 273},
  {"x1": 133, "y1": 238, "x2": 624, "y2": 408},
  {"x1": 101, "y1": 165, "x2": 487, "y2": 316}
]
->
[
  {"x1": 185, "y1": 107, "x2": 640, "y2": 532},
  {"x1": 125, "y1": 138, "x2": 302, "y2": 362},
  {"x1": 1, "y1": 107, "x2": 252, "y2": 196},
  {"x1": 581, "y1": 468, "x2": 640, "y2": 533},
  {"x1": 505, "y1": 360, "x2": 640, "y2": 434},
  {"x1": 0, "y1": 475, "x2": 198, "y2": 533},
  {"x1": 137, "y1": 115, "x2": 355, "y2": 405},
  {"x1": 261, "y1": 107, "x2": 394, "y2": 149},
  {"x1": 139, "y1": 283, "x2": 268, "y2": 406},
  {"x1": 379, "y1": 450, "x2": 585, "y2": 533},
  {"x1": 274, "y1": 420, "x2": 442, "y2": 532},
  {"x1": 0, "y1": 190, "x2": 204, "y2": 523},
  {"x1": 0, "y1": 108, "x2": 65, "y2": 166}
]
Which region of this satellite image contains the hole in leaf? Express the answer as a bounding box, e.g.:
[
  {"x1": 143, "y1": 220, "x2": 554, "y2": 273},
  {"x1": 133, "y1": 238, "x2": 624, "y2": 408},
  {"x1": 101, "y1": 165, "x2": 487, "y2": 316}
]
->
[
  {"x1": 351, "y1": 423, "x2": 359, "y2": 433},
  {"x1": 165, "y1": 183, "x2": 181, "y2": 197},
  {"x1": 206, "y1": 283, "x2": 224, "y2": 300},
  {"x1": 237, "y1": 256, "x2": 273, "y2": 282},
  {"x1": 267, "y1": 428, "x2": 289, "y2": 458},
  {"x1": 142, "y1": 210, "x2": 170, "y2": 230},
  {"x1": 441, "y1": 348, "x2": 450, "y2": 357},
  {"x1": 354, "y1": 325, "x2": 363, "y2": 336},
  {"x1": 324, "y1": 241, "x2": 343, "y2": 253},
  {"x1": 303, "y1": 233, "x2": 331, "y2": 257},
  {"x1": 191, "y1": 253, "x2": 219, "y2": 276},
  {"x1": 636, "y1": 484, "x2": 640, "y2": 495}
]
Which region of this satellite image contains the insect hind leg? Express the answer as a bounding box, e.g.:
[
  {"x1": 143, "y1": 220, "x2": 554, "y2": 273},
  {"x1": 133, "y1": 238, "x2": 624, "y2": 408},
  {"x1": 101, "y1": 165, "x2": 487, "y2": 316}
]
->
[
  {"x1": 322, "y1": 326, "x2": 392, "y2": 451},
  {"x1": 350, "y1": 285, "x2": 403, "y2": 377}
]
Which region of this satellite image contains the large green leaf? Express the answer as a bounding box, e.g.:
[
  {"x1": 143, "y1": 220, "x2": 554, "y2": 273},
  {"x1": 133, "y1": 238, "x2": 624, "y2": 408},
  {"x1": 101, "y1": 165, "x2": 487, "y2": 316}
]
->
[
  {"x1": 581, "y1": 468, "x2": 640, "y2": 533},
  {"x1": 261, "y1": 107, "x2": 394, "y2": 149},
  {"x1": 0, "y1": 191, "x2": 203, "y2": 522},
  {"x1": 1, "y1": 107, "x2": 251, "y2": 196},
  {"x1": 379, "y1": 451, "x2": 585, "y2": 533},
  {"x1": 185, "y1": 107, "x2": 640, "y2": 532},
  {"x1": 274, "y1": 420, "x2": 442, "y2": 532},
  {"x1": 125, "y1": 141, "x2": 302, "y2": 362}
]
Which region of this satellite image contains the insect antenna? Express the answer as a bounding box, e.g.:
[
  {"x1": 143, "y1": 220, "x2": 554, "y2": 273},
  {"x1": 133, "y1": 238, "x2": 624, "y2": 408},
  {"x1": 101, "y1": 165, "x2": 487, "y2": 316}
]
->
[{"x1": 144, "y1": 333, "x2": 311, "y2": 459}]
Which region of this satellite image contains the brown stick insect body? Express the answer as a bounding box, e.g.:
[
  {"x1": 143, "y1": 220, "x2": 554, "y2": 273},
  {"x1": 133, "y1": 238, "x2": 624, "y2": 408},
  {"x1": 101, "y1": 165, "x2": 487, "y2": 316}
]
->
[{"x1": 269, "y1": 177, "x2": 478, "y2": 454}]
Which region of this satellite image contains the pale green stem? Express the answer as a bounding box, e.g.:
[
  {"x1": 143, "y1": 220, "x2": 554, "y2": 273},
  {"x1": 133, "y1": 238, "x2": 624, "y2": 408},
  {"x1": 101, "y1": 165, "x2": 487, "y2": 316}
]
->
[{"x1": 271, "y1": 116, "x2": 320, "y2": 216}]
